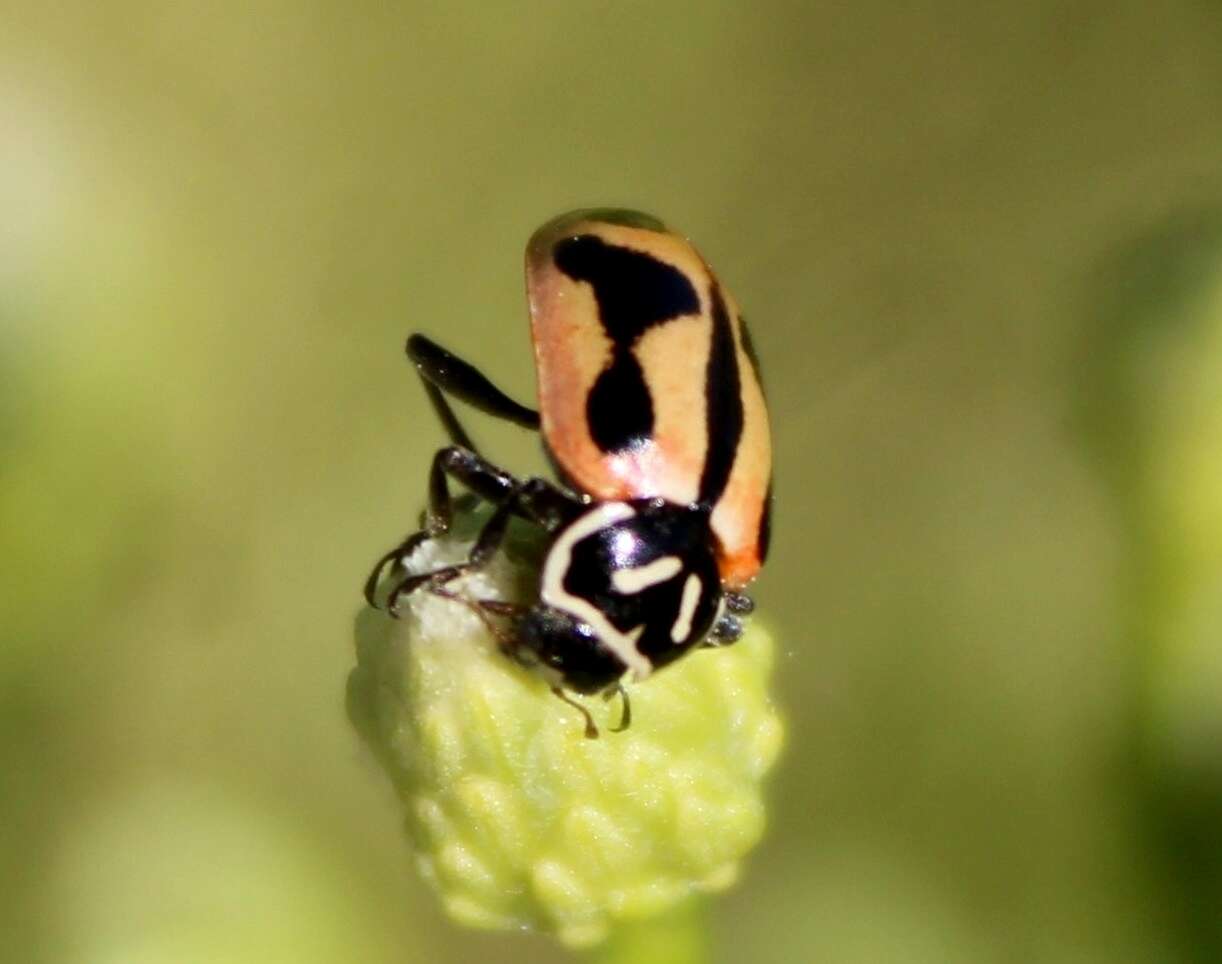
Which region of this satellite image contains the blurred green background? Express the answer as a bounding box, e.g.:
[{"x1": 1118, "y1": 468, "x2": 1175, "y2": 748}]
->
[{"x1": 4, "y1": 2, "x2": 1222, "y2": 962}]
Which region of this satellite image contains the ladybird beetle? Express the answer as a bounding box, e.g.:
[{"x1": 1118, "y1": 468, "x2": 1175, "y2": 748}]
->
[{"x1": 365, "y1": 209, "x2": 772, "y2": 736}]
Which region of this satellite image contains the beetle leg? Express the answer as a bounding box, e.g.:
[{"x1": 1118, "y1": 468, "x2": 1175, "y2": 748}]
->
[
  {"x1": 366, "y1": 447, "x2": 514, "y2": 605},
  {"x1": 385, "y1": 492, "x2": 518, "y2": 615},
  {"x1": 426, "y1": 583, "x2": 521, "y2": 651},
  {"x1": 386, "y1": 563, "x2": 465, "y2": 616},
  {"x1": 429, "y1": 447, "x2": 582, "y2": 531},
  {"x1": 408, "y1": 334, "x2": 540, "y2": 452},
  {"x1": 724, "y1": 590, "x2": 755, "y2": 615},
  {"x1": 703, "y1": 590, "x2": 753, "y2": 645},
  {"x1": 551, "y1": 687, "x2": 599, "y2": 739},
  {"x1": 366, "y1": 444, "x2": 585, "y2": 614},
  {"x1": 475, "y1": 599, "x2": 527, "y2": 617},
  {"x1": 604, "y1": 683, "x2": 631, "y2": 733},
  {"x1": 513, "y1": 476, "x2": 585, "y2": 532},
  {"x1": 423, "y1": 446, "x2": 517, "y2": 535},
  {"x1": 706, "y1": 612, "x2": 745, "y2": 646},
  {"x1": 467, "y1": 490, "x2": 517, "y2": 564},
  {"x1": 363, "y1": 530, "x2": 429, "y2": 606},
  {"x1": 367, "y1": 449, "x2": 570, "y2": 609}
]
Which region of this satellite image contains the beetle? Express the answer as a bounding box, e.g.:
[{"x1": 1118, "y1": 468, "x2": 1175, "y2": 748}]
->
[{"x1": 365, "y1": 208, "x2": 772, "y2": 736}]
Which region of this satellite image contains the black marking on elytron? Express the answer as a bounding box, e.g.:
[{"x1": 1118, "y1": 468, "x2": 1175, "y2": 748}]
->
[
  {"x1": 737, "y1": 317, "x2": 772, "y2": 566},
  {"x1": 553, "y1": 234, "x2": 700, "y2": 454},
  {"x1": 757, "y1": 481, "x2": 773, "y2": 564},
  {"x1": 738, "y1": 315, "x2": 765, "y2": 392},
  {"x1": 697, "y1": 283, "x2": 744, "y2": 506},
  {"x1": 584, "y1": 351, "x2": 653, "y2": 453}
]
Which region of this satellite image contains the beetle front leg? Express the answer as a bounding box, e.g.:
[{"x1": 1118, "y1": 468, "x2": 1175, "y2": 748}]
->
[
  {"x1": 364, "y1": 446, "x2": 512, "y2": 606},
  {"x1": 384, "y1": 485, "x2": 518, "y2": 615},
  {"x1": 366, "y1": 447, "x2": 514, "y2": 607},
  {"x1": 427, "y1": 448, "x2": 583, "y2": 533},
  {"x1": 512, "y1": 476, "x2": 585, "y2": 532},
  {"x1": 423, "y1": 445, "x2": 518, "y2": 536},
  {"x1": 366, "y1": 446, "x2": 583, "y2": 613},
  {"x1": 363, "y1": 530, "x2": 429, "y2": 607}
]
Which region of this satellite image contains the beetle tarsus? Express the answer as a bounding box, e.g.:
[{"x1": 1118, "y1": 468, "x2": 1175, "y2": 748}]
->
[
  {"x1": 364, "y1": 531, "x2": 429, "y2": 607},
  {"x1": 605, "y1": 683, "x2": 631, "y2": 733},
  {"x1": 707, "y1": 612, "x2": 744, "y2": 645},
  {"x1": 724, "y1": 590, "x2": 755, "y2": 615},
  {"x1": 386, "y1": 563, "x2": 469, "y2": 616}
]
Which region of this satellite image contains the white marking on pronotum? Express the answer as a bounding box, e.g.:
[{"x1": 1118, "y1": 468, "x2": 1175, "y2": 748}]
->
[
  {"x1": 611, "y1": 555, "x2": 682, "y2": 594},
  {"x1": 541, "y1": 502, "x2": 653, "y2": 679},
  {"x1": 670, "y1": 573, "x2": 703, "y2": 643}
]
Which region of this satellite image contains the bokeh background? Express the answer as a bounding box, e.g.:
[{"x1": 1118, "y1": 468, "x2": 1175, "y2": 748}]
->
[{"x1": 4, "y1": 3, "x2": 1222, "y2": 962}]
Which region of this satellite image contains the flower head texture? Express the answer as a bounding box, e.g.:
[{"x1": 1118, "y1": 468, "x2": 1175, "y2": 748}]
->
[{"x1": 349, "y1": 510, "x2": 783, "y2": 948}]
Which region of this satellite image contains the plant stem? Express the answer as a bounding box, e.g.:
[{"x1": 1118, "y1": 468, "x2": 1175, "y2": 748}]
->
[{"x1": 590, "y1": 899, "x2": 710, "y2": 964}]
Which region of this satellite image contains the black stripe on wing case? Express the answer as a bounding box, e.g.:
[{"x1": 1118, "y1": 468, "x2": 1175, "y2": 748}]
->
[
  {"x1": 554, "y1": 234, "x2": 700, "y2": 454},
  {"x1": 757, "y1": 481, "x2": 773, "y2": 563},
  {"x1": 697, "y1": 283, "x2": 743, "y2": 506}
]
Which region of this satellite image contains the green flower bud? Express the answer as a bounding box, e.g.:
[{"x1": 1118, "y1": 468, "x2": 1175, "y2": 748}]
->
[{"x1": 349, "y1": 510, "x2": 783, "y2": 949}]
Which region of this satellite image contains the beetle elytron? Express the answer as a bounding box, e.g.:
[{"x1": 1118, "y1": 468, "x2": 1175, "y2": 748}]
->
[{"x1": 365, "y1": 209, "x2": 772, "y2": 736}]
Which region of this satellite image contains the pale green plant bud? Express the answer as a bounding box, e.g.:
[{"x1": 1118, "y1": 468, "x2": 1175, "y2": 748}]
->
[{"x1": 349, "y1": 510, "x2": 783, "y2": 949}]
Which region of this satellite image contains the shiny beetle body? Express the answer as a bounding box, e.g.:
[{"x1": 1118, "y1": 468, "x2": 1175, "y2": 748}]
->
[{"x1": 366, "y1": 209, "x2": 772, "y2": 734}]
